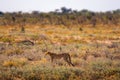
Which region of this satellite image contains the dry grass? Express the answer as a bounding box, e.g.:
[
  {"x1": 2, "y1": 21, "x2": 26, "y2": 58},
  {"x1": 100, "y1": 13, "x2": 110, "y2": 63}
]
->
[
  {"x1": 3, "y1": 58, "x2": 27, "y2": 67},
  {"x1": 0, "y1": 25, "x2": 120, "y2": 80}
]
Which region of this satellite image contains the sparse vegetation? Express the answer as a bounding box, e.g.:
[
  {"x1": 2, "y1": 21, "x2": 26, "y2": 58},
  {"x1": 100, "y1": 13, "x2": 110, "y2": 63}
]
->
[{"x1": 0, "y1": 8, "x2": 120, "y2": 80}]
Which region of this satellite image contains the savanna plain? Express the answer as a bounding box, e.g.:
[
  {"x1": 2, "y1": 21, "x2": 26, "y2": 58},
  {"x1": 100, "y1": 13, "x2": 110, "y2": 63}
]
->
[
  {"x1": 0, "y1": 25, "x2": 120, "y2": 80},
  {"x1": 0, "y1": 10, "x2": 120, "y2": 80}
]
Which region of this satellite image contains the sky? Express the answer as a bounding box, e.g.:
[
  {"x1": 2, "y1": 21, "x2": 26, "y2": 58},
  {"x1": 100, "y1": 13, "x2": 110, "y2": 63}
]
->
[{"x1": 0, "y1": 0, "x2": 120, "y2": 12}]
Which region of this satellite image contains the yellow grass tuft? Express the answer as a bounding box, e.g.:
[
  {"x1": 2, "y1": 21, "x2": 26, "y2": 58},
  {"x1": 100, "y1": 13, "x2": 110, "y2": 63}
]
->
[
  {"x1": 3, "y1": 58, "x2": 27, "y2": 67},
  {"x1": 3, "y1": 60, "x2": 18, "y2": 67}
]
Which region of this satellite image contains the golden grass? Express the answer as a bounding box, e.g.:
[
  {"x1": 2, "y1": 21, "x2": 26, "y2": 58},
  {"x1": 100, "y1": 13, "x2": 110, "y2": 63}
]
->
[
  {"x1": 0, "y1": 25, "x2": 120, "y2": 44},
  {"x1": 0, "y1": 25, "x2": 120, "y2": 80},
  {"x1": 3, "y1": 58, "x2": 27, "y2": 67}
]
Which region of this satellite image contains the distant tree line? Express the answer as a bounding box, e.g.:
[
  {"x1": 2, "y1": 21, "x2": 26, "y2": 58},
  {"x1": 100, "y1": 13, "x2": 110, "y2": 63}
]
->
[{"x1": 0, "y1": 7, "x2": 120, "y2": 27}]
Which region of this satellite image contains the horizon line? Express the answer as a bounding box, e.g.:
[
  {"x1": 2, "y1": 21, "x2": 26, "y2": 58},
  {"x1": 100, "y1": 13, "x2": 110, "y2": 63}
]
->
[{"x1": 1, "y1": 8, "x2": 120, "y2": 13}]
